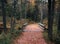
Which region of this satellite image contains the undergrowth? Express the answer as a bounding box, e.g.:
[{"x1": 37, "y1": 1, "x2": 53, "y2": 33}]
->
[{"x1": 0, "y1": 29, "x2": 22, "y2": 44}]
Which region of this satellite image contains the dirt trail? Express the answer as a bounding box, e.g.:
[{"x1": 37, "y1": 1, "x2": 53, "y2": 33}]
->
[{"x1": 13, "y1": 24, "x2": 47, "y2": 44}]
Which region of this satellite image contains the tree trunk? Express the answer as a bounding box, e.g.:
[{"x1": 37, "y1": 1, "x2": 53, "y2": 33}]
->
[
  {"x1": 20, "y1": 0, "x2": 22, "y2": 19},
  {"x1": 57, "y1": 0, "x2": 60, "y2": 44},
  {"x1": 57, "y1": 0, "x2": 60, "y2": 30},
  {"x1": 40, "y1": 1, "x2": 43, "y2": 23},
  {"x1": 13, "y1": 0, "x2": 18, "y2": 30},
  {"x1": 48, "y1": 0, "x2": 55, "y2": 41},
  {"x1": 24, "y1": 0, "x2": 27, "y2": 19},
  {"x1": 34, "y1": 0, "x2": 39, "y2": 22},
  {"x1": 1, "y1": 0, "x2": 7, "y2": 32}
]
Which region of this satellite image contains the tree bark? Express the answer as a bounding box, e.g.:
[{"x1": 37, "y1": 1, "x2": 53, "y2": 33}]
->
[
  {"x1": 40, "y1": 1, "x2": 43, "y2": 23},
  {"x1": 1, "y1": 0, "x2": 7, "y2": 32},
  {"x1": 57, "y1": 1, "x2": 60, "y2": 28},
  {"x1": 13, "y1": 0, "x2": 18, "y2": 30},
  {"x1": 48, "y1": 0, "x2": 55, "y2": 41},
  {"x1": 20, "y1": 0, "x2": 22, "y2": 19},
  {"x1": 57, "y1": 0, "x2": 60, "y2": 39}
]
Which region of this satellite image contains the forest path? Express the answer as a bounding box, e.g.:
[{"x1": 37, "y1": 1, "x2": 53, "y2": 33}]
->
[{"x1": 13, "y1": 24, "x2": 47, "y2": 44}]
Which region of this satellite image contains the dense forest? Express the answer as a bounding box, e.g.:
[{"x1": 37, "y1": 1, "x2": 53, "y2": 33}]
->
[{"x1": 0, "y1": 0, "x2": 60, "y2": 44}]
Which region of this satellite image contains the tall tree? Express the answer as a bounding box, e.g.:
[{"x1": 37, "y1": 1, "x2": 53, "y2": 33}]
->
[
  {"x1": 57, "y1": 0, "x2": 60, "y2": 32},
  {"x1": 10, "y1": 0, "x2": 18, "y2": 32},
  {"x1": 48, "y1": 0, "x2": 55, "y2": 40},
  {"x1": 34, "y1": 0, "x2": 39, "y2": 22},
  {"x1": 24, "y1": 0, "x2": 27, "y2": 19},
  {"x1": 13, "y1": 0, "x2": 18, "y2": 30},
  {"x1": 20, "y1": 0, "x2": 22, "y2": 19},
  {"x1": 40, "y1": 0, "x2": 43, "y2": 23},
  {"x1": 57, "y1": 0, "x2": 60, "y2": 40},
  {"x1": 34, "y1": 4, "x2": 39, "y2": 22},
  {"x1": 1, "y1": 0, "x2": 7, "y2": 32},
  {"x1": 13, "y1": 0, "x2": 17, "y2": 24}
]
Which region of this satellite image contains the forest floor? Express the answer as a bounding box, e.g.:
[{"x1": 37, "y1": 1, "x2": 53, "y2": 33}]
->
[{"x1": 13, "y1": 24, "x2": 49, "y2": 44}]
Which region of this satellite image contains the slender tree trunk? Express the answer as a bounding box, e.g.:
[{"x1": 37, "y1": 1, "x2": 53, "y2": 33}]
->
[
  {"x1": 37, "y1": 0, "x2": 43, "y2": 23},
  {"x1": 13, "y1": 0, "x2": 18, "y2": 30},
  {"x1": 48, "y1": 0, "x2": 55, "y2": 41},
  {"x1": 34, "y1": 0, "x2": 39, "y2": 22},
  {"x1": 25, "y1": 0, "x2": 27, "y2": 19},
  {"x1": 1, "y1": 0, "x2": 7, "y2": 32},
  {"x1": 10, "y1": 14, "x2": 13, "y2": 32},
  {"x1": 10, "y1": 0, "x2": 18, "y2": 32},
  {"x1": 40, "y1": 1, "x2": 43, "y2": 23},
  {"x1": 20, "y1": 0, "x2": 22, "y2": 20}
]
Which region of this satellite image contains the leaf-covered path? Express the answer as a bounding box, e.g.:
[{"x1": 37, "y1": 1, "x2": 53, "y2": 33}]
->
[{"x1": 13, "y1": 24, "x2": 47, "y2": 44}]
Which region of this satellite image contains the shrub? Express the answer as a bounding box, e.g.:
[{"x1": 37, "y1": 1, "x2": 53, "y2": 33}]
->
[{"x1": 0, "y1": 29, "x2": 22, "y2": 44}]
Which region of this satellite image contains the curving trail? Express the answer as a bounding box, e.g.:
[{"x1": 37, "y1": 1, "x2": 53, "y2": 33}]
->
[{"x1": 13, "y1": 24, "x2": 47, "y2": 44}]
